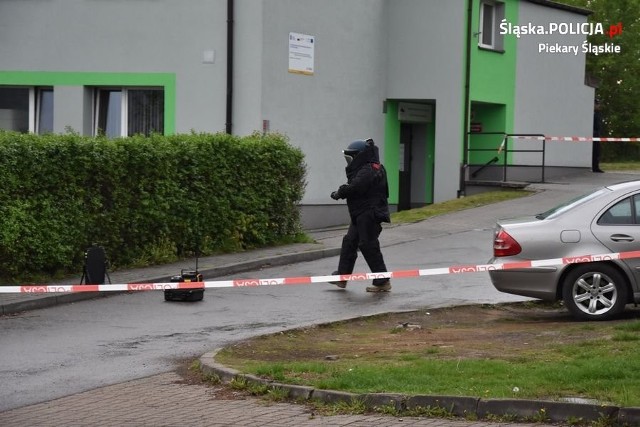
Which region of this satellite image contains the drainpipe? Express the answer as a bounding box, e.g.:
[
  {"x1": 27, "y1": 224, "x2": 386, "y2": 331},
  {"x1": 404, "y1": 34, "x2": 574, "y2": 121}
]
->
[
  {"x1": 459, "y1": 0, "x2": 473, "y2": 197},
  {"x1": 225, "y1": 0, "x2": 234, "y2": 134}
]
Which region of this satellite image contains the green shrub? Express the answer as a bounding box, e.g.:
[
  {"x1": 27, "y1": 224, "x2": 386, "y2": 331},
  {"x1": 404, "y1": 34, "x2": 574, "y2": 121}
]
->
[
  {"x1": 0, "y1": 131, "x2": 306, "y2": 281},
  {"x1": 601, "y1": 141, "x2": 640, "y2": 162}
]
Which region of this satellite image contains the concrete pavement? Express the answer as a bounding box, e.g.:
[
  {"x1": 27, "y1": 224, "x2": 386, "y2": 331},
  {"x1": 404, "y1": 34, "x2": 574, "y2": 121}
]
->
[{"x1": 2, "y1": 167, "x2": 640, "y2": 426}]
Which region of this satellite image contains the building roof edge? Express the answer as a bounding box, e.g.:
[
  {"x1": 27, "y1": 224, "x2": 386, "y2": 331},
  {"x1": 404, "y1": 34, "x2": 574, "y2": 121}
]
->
[{"x1": 523, "y1": 0, "x2": 592, "y2": 16}]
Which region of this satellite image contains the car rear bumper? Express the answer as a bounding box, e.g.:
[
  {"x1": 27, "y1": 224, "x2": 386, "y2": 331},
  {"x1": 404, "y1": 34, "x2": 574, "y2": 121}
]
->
[{"x1": 488, "y1": 258, "x2": 561, "y2": 301}]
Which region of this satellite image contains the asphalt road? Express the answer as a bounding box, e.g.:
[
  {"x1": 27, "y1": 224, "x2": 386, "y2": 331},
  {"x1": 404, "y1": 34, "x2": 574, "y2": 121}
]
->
[
  {"x1": 0, "y1": 233, "x2": 527, "y2": 412},
  {"x1": 1, "y1": 169, "x2": 636, "y2": 413}
]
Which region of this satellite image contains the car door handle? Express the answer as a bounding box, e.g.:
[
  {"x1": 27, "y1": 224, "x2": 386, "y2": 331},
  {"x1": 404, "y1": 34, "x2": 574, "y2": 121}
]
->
[{"x1": 610, "y1": 234, "x2": 634, "y2": 242}]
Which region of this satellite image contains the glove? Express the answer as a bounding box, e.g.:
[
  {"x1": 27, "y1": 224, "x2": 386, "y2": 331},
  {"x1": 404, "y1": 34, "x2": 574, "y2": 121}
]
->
[{"x1": 331, "y1": 185, "x2": 348, "y2": 200}]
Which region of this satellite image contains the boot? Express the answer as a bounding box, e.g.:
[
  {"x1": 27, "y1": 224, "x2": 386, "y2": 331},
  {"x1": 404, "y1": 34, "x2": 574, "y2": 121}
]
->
[
  {"x1": 328, "y1": 271, "x2": 347, "y2": 288},
  {"x1": 359, "y1": 241, "x2": 391, "y2": 292},
  {"x1": 329, "y1": 236, "x2": 359, "y2": 289},
  {"x1": 366, "y1": 279, "x2": 392, "y2": 292}
]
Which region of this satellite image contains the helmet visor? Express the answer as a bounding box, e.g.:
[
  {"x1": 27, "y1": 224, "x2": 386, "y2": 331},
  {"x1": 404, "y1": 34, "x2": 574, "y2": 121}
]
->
[{"x1": 343, "y1": 149, "x2": 358, "y2": 165}]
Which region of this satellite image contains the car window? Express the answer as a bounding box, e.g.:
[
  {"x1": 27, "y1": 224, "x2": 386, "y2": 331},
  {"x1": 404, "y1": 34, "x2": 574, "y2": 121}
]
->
[
  {"x1": 598, "y1": 197, "x2": 634, "y2": 225},
  {"x1": 537, "y1": 188, "x2": 608, "y2": 220}
]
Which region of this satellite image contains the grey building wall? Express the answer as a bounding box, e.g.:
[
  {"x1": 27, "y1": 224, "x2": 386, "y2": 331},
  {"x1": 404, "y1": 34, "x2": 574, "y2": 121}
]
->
[
  {"x1": 259, "y1": 0, "x2": 388, "y2": 206},
  {"x1": 241, "y1": 0, "x2": 388, "y2": 228},
  {"x1": 233, "y1": 1, "x2": 264, "y2": 137},
  {"x1": 0, "y1": 0, "x2": 230, "y2": 134},
  {"x1": 53, "y1": 87, "x2": 85, "y2": 135},
  {"x1": 386, "y1": 0, "x2": 465, "y2": 203},
  {"x1": 0, "y1": 0, "x2": 594, "y2": 229},
  {"x1": 514, "y1": 2, "x2": 594, "y2": 167},
  {"x1": 0, "y1": 0, "x2": 390, "y2": 229}
]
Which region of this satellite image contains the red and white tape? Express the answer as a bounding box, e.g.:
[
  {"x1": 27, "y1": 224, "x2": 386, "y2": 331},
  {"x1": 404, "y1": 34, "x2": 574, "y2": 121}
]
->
[
  {"x1": 511, "y1": 136, "x2": 640, "y2": 143},
  {"x1": 3, "y1": 249, "x2": 640, "y2": 294}
]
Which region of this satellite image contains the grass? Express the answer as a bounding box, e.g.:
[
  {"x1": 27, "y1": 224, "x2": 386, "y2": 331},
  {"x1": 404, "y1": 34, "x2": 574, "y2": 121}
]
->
[
  {"x1": 218, "y1": 345, "x2": 640, "y2": 408},
  {"x1": 390, "y1": 190, "x2": 530, "y2": 224},
  {"x1": 601, "y1": 161, "x2": 640, "y2": 171},
  {"x1": 214, "y1": 302, "x2": 640, "y2": 408}
]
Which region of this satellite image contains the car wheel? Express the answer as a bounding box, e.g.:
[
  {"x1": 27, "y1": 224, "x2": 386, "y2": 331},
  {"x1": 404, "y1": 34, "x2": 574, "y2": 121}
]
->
[{"x1": 561, "y1": 263, "x2": 629, "y2": 321}]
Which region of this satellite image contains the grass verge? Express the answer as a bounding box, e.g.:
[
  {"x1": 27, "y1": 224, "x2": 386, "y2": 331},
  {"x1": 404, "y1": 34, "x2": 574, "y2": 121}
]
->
[
  {"x1": 214, "y1": 301, "x2": 640, "y2": 408},
  {"x1": 601, "y1": 162, "x2": 640, "y2": 171},
  {"x1": 390, "y1": 190, "x2": 531, "y2": 224}
]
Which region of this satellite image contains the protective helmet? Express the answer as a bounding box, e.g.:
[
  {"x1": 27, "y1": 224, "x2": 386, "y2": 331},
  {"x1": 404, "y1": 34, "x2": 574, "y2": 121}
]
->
[{"x1": 343, "y1": 138, "x2": 373, "y2": 164}]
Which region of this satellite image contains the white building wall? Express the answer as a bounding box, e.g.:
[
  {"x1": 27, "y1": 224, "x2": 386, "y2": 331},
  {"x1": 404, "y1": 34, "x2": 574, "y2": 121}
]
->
[{"x1": 514, "y1": 2, "x2": 594, "y2": 167}]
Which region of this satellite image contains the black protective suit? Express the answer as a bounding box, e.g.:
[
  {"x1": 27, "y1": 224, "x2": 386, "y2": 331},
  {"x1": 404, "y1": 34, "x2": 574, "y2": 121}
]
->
[{"x1": 332, "y1": 141, "x2": 390, "y2": 287}]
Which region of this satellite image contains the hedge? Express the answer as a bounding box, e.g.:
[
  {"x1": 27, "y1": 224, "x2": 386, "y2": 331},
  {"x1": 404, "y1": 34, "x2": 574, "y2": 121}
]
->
[{"x1": 0, "y1": 131, "x2": 307, "y2": 281}]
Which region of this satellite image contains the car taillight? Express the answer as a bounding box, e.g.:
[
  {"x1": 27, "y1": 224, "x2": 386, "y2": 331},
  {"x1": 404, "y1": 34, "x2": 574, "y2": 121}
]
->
[{"x1": 493, "y1": 228, "x2": 522, "y2": 257}]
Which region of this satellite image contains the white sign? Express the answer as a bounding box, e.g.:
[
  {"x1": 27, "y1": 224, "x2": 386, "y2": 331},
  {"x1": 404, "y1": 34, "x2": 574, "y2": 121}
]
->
[{"x1": 288, "y1": 32, "x2": 315, "y2": 75}]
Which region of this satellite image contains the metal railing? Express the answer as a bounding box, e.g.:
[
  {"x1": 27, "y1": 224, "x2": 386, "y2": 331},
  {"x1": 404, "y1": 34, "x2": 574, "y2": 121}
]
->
[{"x1": 466, "y1": 132, "x2": 547, "y2": 183}]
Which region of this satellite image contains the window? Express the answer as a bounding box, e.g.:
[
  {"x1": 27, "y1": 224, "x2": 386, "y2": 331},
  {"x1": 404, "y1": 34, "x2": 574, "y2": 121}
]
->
[
  {"x1": 597, "y1": 196, "x2": 640, "y2": 225},
  {"x1": 0, "y1": 88, "x2": 29, "y2": 132},
  {"x1": 478, "y1": 0, "x2": 505, "y2": 51},
  {"x1": 95, "y1": 88, "x2": 164, "y2": 137},
  {"x1": 537, "y1": 188, "x2": 607, "y2": 220},
  {"x1": 96, "y1": 90, "x2": 122, "y2": 137},
  {"x1": 36, "y1": 89, "x2": 54, "y2": 134},
  {"x1": 0, "y1": 87, "x2": 53, "y2": 134}
]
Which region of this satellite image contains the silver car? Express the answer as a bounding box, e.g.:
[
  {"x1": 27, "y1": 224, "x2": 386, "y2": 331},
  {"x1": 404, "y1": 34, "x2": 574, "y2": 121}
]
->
[{"x1": 489, "y1": 180, "x2": 640, "y2": 321}]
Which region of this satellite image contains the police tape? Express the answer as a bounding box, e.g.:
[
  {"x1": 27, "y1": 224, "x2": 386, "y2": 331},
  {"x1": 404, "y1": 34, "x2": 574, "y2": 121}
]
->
[
  {"x1": 511, "y1": 135, "x2": 640, "y2": 143},
  {"x1": 3, "y1": 249, "x2": 640, "y2": 294}
]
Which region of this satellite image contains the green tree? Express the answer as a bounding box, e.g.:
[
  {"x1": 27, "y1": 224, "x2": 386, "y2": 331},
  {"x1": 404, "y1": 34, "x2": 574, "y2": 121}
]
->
[{"x1": 561, "y1": 0, "x2": 640, "y2": 158}]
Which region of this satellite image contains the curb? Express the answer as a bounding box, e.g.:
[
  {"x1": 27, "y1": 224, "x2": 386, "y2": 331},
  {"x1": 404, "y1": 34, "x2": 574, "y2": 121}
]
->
[
  {"x1": 199, "y1": 350, "x2": 640, "y2": 425},
  {"x1": 195, "y1": 247, "x2": 341, "y2": 279},
  {"x1": 1, "y1": 247, "x2": 341, "y2": 316},
  {"x1": 0, "y1": 292, "x2": 111, "y2": 316}
]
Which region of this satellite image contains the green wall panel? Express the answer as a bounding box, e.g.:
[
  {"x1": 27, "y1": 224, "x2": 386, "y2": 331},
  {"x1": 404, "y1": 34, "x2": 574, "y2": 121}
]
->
[
  {"x1": 384, "y1": 101, "x2": 400, "y2": 204},
  {"x1": 467, "y1": 0, "x2": 519, "y2": 163}
]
